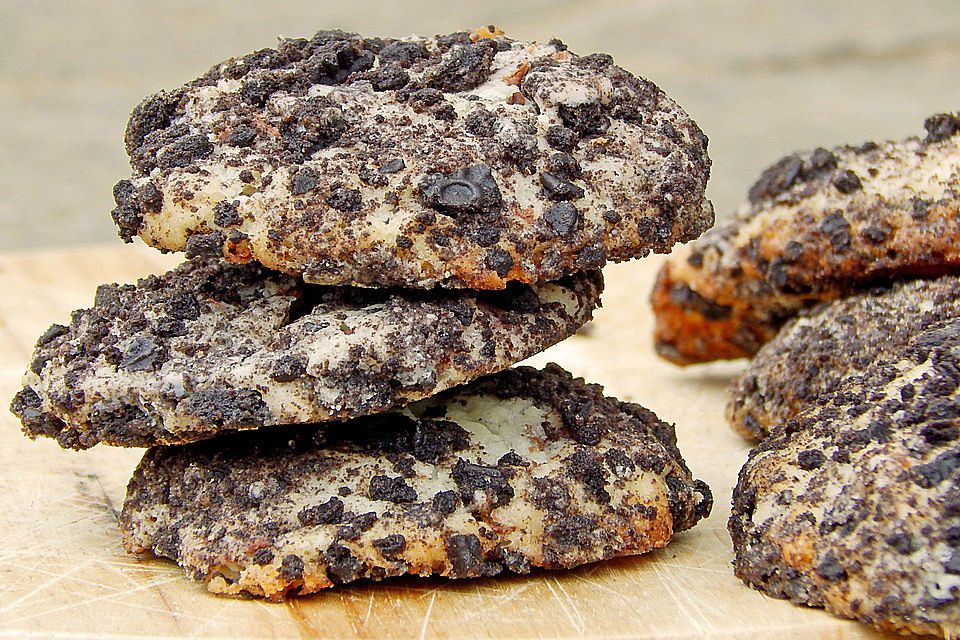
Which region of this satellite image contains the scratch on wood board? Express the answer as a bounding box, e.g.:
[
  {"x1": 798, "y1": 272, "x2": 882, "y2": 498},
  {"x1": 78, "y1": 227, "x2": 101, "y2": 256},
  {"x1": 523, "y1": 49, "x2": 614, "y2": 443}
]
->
[{"x1": 418, "y1": 590, "x2": 437, "y2": 640}]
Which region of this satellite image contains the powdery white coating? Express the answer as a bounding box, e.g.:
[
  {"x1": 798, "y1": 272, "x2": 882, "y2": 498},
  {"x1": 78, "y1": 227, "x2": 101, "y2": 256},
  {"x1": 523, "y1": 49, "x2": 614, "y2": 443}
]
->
[
  {"x1": 114, "y1": 30, "x2": 712, "y2": 289},
  {"x1": 11, "y1": 258, "x2": 601, "y2": 449},
  {"x1": 119, "y1": 365, "x2": 713, "y2": 599},
  {"x1": 727, "y1": 275, "x2": 960, "y2": 441},
  {"x1": 730, "y1": 318, "x2": 960, "y2": 637},
  {"x1": 652, "y1": 115, "x2": 960, "y2": 365}
]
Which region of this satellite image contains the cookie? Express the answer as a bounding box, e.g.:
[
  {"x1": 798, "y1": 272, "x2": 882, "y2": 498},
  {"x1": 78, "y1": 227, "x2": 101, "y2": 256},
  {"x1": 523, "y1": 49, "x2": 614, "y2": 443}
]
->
[
  {"x1": 112, "y1": 29, "x2": 713, "y2": 289},
  {"x1": 119, "y1": 364, "x2": 712, "y2": 599},
  {"x1": 11, "y1": 259, "x2": 600, "y2": 449},
  {"x1": 652, "y1": 112, "x2": 960, "y2": 365},
  {"x1": 729, "y1": 319, "x2": 960, "y2": 636},
  {"x1": 728, "y1": 275, "x2": 960, "y2": 441}
]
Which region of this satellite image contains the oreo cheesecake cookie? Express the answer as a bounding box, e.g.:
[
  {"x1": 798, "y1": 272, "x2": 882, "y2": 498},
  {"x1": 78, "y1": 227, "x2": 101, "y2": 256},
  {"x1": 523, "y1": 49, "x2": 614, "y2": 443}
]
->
[
  {"x1": 652, "y1": 112, "x2": 960, "y2": 366},
  {"x1": 121, "y1": 365, "x2": 712, "y2": 599},
  {"x1": 727, "y1": 275, "x2": 960, "y2": 442},
  {"x1": 112, "y1": 29, "x2": 712, "y2": 289},
  {"x1": 730, "y1": 318, "x2": 960, "y2": 636},
  {"x1": 12, "y1": 258, "x2": 601, "y2": 449}
]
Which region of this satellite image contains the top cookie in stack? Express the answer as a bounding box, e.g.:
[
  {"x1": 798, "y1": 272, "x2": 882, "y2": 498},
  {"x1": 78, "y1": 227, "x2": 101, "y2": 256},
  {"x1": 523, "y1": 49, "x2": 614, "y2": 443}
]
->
[
  {"x1": 11, "y1": 28, "x2": 715, "y2": 598},
  {"x1": 111, "y1": 28, "x2": 712, "y2": 289}
]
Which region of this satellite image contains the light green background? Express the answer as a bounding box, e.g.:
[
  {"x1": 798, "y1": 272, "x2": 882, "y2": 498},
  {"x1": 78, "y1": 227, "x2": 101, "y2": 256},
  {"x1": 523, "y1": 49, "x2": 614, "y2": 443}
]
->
[{"x1": 3, "y1": 0, "x2": 960, "y2": 250}]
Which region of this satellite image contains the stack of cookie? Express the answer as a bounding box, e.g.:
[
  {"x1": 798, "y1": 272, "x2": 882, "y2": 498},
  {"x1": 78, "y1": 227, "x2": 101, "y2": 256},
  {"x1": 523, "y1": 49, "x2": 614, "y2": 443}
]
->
[
  {"x1": 653, "y1": 113, "x2": 960, "y2": 636},
  {"x1": 11, "y1": 29, "x2": 715, "y2": 599}
]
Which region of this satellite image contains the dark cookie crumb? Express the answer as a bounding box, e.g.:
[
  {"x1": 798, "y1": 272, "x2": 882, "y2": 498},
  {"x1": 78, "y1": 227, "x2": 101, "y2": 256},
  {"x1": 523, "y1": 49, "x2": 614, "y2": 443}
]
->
[
  {"x1": 486, "y1": 249, "x2": 514, "y2": 277},
  {"x1": 213, "y1": 201, "x2": 242, "y2": 227},
  {"x1": 540, "y1": 172, "x2": 585, "y2": 201},
  {"x1": 290, "y1": 168, "x2": 319, "y2": 195},
  {"x1": 372, "y1": 534, "x2": 406, "y2": 557},
  {"x1": 184, "y1": 232, "x2": 225, "y2": 258},
  {"x1": 546, "y1": 125, "x2": 578, "y2": 151},
  {"x1": 558, "y1": 103, "x2": 609, "y2": 136},
  {"x1": 543, "y1": 202, "x2": 582, "y2": 238},
  {"x1": 368, "y1": 475, "x2": 418, "y2": 503},
  {"x1": 427, "y1": 43, "x2": 495, "y2": 92},
  {"x1": 326, "y1": 188, "x2": 362, "y2": 212},
  {"x1": 832, "y1": 170, "x2": 863, "y2": 194},
  {"x1": 419, "y1": 165, "x2": 502, "y2": 216},
  {"x1": 924, "y1": 112, "x2": 960, "y2": 143},
  {"x1": 298, "y1": 498, "x2": 344, "y2": 525},
  {"x1": 446, "y1": 533, "x2": 484, "y2": 576}
]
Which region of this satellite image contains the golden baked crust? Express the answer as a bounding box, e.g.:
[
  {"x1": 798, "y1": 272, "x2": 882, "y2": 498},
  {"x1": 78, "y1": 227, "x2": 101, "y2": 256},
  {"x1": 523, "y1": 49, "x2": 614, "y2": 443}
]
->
[
  {"x1": 114, "y1": 30, "x2": 712, "y2": 289},
  {"x1": 120, "y1": 365, "x2": 712, "y2": 599},
  {"x1": 653, "y1": 113, "x2": 960, "y2": 365}
]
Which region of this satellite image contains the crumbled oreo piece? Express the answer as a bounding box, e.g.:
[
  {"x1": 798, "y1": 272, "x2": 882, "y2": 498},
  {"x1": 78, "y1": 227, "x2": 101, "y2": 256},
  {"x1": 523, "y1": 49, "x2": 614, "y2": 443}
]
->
[
  {"x1": 419, "y1": 165, "x2": 502, "y2": 215},
  {"x1": 543, "y1": 203, "x2": 582, "y2": 238},
  {"x1": 540, "y1": 172, "x2": 584, "y2": 201}
]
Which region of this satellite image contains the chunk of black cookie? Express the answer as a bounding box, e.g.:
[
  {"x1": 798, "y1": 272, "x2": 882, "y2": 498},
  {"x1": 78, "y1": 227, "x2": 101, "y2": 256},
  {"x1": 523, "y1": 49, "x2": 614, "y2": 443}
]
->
[
  {"x1": 120, "y1": 364, "x2": 712, "y2": 599},
  {"x1": 11, "y1": 258, "x2": 601, "y2": 449},
  {"x1": 114, "y1": 28, "x2": 712, "y2": 289},
  {"x1": 730, "y1": 320, "x2": 960, "y2": 636},
  {"x1": 652, "y1": 112, "x2": 960, "y2": 365},
  {"x1": 727, "y1": 275, "x2": 960, "y2": 441}
]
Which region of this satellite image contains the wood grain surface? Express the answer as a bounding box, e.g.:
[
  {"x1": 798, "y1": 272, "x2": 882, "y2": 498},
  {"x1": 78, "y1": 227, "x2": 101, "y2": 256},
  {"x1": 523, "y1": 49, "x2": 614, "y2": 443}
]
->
[{"x1": 0, "y1": 244, "x2": 911, "y2": 639}]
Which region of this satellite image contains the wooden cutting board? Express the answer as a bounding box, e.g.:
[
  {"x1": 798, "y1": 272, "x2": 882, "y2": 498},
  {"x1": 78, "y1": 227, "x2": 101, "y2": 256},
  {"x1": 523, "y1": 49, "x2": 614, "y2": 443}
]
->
[{"x1": 0, "y1": 244, "x2": 908, "y2": 639}]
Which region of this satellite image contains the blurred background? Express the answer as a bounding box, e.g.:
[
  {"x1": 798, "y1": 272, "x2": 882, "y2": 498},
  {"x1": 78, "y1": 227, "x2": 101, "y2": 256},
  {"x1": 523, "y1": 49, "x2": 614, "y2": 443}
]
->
[{"x1": 2, "y1": 0, "x2": 960, "y2": 252}]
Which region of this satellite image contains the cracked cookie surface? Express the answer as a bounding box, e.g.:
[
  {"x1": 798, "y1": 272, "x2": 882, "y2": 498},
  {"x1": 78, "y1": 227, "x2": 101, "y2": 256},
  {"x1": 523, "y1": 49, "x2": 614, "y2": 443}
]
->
[
  {"x1": 728, "y1": 275, "x2": 960, "y2": 441},
  {"x1": 120, "y1": 364, "x2": 712, "y2": 599},
  {"x1": 11, "y1": 259, "x2": 600, "y2": 449},
  {"x1": 114, "y1": 29, "x2": 712, "y2": 289},
  {"x1": 652, "y1": 113, "x2": 960, "y2": 365},
  {"x1": 730, "y1": 318, "x2": 960, "y2": 636}
]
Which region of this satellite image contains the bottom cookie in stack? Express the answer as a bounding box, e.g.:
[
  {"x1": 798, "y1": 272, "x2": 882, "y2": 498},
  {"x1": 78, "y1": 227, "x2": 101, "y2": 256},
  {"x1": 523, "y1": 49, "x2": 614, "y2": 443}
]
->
[{"x1": 121, "y1": 364, "x2": 713, "y2": 599}]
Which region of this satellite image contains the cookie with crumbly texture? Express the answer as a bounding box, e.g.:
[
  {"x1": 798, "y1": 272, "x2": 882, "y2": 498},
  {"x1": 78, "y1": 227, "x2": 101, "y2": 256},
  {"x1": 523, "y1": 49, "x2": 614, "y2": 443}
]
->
[
  {"x1": 652, "y1": 112, "x2": 960, "y2": 365},
  {"x1": 10, "y1": 258, "x2": 600, "y2": 450},
  {"x1": 113, "y1": 29, "x2": 712, "y2": 290},
  {"x1": 730, "y1": 319, "x2": 960, "y2": 637},
  {"x1": 728, "y1": 275, "x2": 960, "y2": 442},
  {"x1": 120, "y1": 364, "x2": 712, "y2": 599}
]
